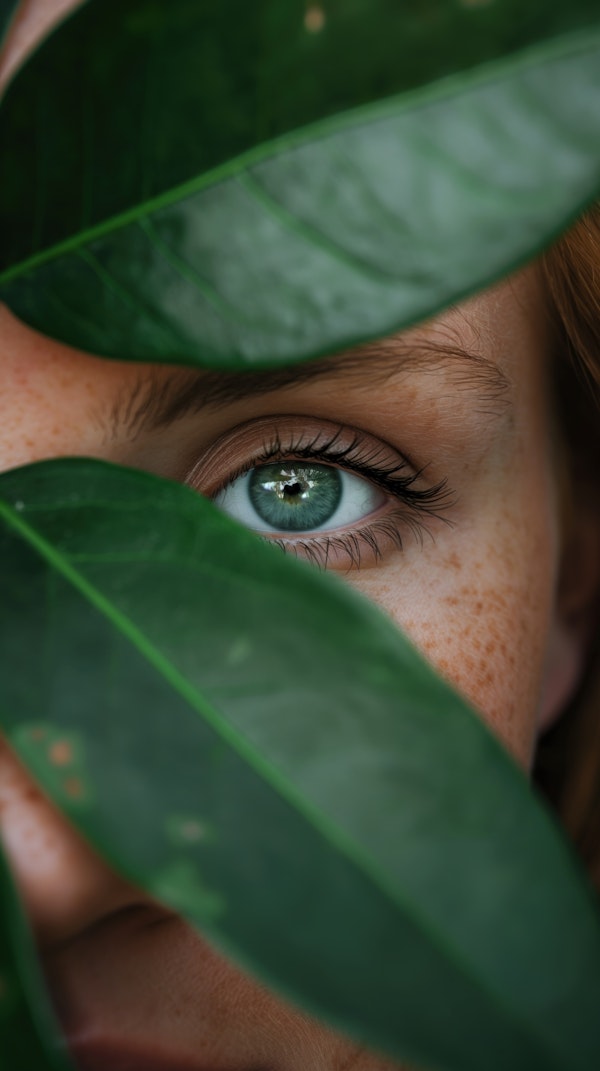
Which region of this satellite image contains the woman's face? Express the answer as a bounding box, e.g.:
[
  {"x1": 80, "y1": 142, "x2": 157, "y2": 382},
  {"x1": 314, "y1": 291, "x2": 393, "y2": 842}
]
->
[
  {"x1": 0, "y1": 271, "x2": 578, "y2": 1071},
  {"x1": 0, "y1": 4, "x2": 588, "y2": 1070}
]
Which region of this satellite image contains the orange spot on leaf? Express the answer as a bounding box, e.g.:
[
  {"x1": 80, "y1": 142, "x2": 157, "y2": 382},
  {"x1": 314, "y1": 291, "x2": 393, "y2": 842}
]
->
[
  {"x1": 63, "y1": 776, "x2": 84, "y2": 799},
  {"x1": 49, "y1": 740, "x2": 73, "y2": 767},
  {"x1": 304, "y1": 5, "x2": 326, "y2": 32}
]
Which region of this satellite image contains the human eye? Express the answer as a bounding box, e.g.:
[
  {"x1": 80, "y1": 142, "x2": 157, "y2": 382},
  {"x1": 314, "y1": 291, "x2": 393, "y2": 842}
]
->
[{"x1": 185, "y1": 416, "x2": 452, "y2": 571}]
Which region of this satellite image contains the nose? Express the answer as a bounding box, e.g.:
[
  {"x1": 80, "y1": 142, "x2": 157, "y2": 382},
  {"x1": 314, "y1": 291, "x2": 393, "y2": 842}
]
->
[{"x1": 0, "y1": 737, "x2": 143, "y2": 947}]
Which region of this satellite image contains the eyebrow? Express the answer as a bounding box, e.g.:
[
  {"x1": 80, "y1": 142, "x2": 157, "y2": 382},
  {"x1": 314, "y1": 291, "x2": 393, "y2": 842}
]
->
[{"x1": 110, "y1": 335, "x2": 512, "y2": 441}]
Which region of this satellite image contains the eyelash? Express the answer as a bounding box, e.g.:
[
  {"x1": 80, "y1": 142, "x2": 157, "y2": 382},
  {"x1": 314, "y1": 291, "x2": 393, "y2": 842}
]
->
[{"x1": 209, "y1": 424, "x2": 454, "y2": 571}]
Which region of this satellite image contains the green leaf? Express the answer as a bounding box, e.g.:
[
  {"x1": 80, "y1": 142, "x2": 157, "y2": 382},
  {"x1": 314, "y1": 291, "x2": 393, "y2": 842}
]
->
[
  {"x1": 1, "y1": 458, "x2": 599, "y2": 1071},
  {"x1": 1, "y1": 1, "x2": 600, "y2": 367},
  {"x1": 0, "y1": 845, "x2": 72, "y2": 1071}
]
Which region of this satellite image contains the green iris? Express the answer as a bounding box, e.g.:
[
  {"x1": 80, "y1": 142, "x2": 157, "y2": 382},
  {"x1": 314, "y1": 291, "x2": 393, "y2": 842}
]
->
[{"x1": 248, "y1": 463, "x2": 342, "y2": 532}]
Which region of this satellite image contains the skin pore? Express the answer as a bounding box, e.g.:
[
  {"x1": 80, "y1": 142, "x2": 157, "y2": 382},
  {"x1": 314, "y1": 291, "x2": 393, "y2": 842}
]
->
[{"x1": 0, "y1": 4, "x2": 596, "y2": 1070}]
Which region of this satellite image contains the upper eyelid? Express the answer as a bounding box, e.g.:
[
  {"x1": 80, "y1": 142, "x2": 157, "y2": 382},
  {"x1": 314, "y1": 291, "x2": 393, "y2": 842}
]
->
[
  {"x1": 219, "y1": 431, "x2": 417, "y2": 491},
  {"x1": 183, "y1": 415, "x2": 419, "y2": 495}
]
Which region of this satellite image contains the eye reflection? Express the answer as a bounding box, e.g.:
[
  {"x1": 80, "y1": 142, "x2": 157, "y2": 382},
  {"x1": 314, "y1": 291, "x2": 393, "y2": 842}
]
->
[{"x1": 215, "y1": 461, "x2": 385, "y2": 535}]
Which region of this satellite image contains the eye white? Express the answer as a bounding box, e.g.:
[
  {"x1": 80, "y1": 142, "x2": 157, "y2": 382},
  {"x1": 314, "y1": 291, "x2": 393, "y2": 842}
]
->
[{"x1": 214, "y1": 466, "x2": 385, "y2": 534}]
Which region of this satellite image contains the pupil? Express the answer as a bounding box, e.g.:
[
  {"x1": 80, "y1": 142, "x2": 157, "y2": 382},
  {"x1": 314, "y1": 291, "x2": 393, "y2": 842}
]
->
[{"x1": 249, "y1": 463, "x2": 342, "y2": 532}]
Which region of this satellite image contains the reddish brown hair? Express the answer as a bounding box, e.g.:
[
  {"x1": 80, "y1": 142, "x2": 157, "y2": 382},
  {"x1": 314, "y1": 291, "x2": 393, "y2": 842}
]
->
[{"x1": 535, "y1": 206, "x2": 600, "y2": 889}]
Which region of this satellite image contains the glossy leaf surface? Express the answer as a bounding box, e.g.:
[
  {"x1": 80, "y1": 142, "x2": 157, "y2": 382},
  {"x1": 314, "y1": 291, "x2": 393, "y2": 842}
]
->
[
  {"x1": 0, "y1": 846, "x2": 72, "y2": 1070},
  {"x1": 1, "y1": 459, "x2": 599, "y2": 1071},
  {"x1": 4, "y1": 0, "x2": 599, "y2": 250},
  {"x1": 1, "y1": 1, "x2": 600, "y2": 366}
]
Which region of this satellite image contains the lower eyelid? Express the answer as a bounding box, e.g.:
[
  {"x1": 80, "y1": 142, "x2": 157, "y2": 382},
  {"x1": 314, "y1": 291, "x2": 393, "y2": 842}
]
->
[{"x1": 269, "y1": 505, "x2": 432, "y2": 572}]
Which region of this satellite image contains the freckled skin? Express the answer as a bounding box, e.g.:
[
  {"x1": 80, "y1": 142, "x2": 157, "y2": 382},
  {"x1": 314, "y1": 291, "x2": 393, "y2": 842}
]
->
[{"x1": 352, "y1": 279, "x2": 560, "y2": 766}]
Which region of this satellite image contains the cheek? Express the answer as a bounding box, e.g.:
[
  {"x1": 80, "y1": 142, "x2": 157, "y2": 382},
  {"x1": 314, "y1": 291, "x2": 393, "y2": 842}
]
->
[{"x1": 353, "y1": 512, "x2": 557, "y2": 767}]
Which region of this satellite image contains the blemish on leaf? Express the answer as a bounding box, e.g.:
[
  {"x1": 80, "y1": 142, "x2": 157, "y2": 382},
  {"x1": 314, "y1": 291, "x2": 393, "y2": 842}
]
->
[
  {"x1": 13, "y1": 500, "x2": 24, "y2": 511},
  {"x1": 12, "y1": 726, "x2": 93, "y2": 809},
  {"x1": 63, "y1": 776, "x2": 85, "y2": 800},
  {"x1": 49, "y1": 740, "x2": 73, "y2": 767},
  {"x1": 27, "y1": 725, "x2": 48, "y2": 742},
  {"x1": 304, "y1": 5, "x2": 326, "y2": 33},
  {"x1": 166, "y1": 815, "x2": 216, "y2": 847}
]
